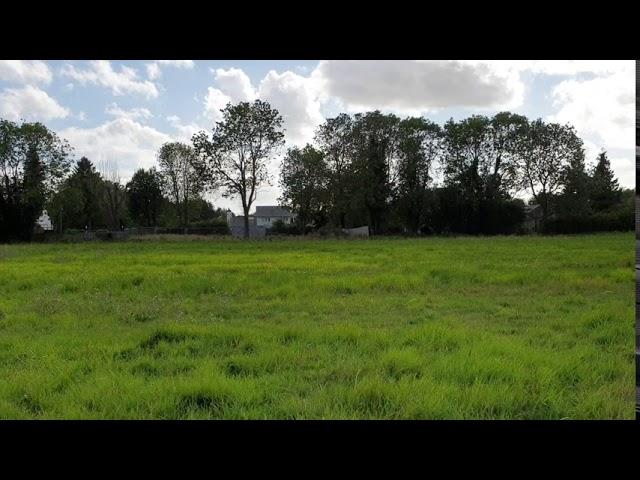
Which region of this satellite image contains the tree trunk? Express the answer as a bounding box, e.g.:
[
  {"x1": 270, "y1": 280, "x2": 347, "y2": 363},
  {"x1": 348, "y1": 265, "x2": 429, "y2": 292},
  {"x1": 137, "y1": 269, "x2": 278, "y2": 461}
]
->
[
  {"x1": 300, "y1": 214, "x2": 307, "y2": 235},
  {"x1": 243, "y1": 207, "x2": 250, "y2": 238}
]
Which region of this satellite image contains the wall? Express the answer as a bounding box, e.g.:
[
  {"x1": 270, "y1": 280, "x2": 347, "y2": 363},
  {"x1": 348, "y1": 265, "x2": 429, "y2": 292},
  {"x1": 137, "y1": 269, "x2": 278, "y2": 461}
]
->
[{"x1": 230, "y1": 225, "x2": 266, "y2": 238}]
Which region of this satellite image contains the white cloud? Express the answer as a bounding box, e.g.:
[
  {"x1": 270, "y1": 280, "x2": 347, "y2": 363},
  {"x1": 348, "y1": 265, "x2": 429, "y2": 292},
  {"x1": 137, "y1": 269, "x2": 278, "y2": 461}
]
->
[
  {"x1": 608, "y1": 154, "x2": 635, "y2": 189},
  {"x1": 211, "y1": 68, "x2": 257, "y2": 102},
  {"x1": 146, "y1": 63, "x2": 161, "y2": 80},
  {"x1": 145, "y1": 60, "x2": 194, "y2": 80},
  {"x1": 512, "y1": 60, "x2": 632, "y2": 76},
  {"x1": 258, "y1": 70, "x2": 324, "y2": 145},
  {"x1": 532, "y1": 61, "x2": 635, "y2": 189},
  {"x1": 0, "y1": 60, "x2": 52, "y2": 84},
  {"x1": 201, "y1": 67, "x2": 323, "y2": 145},
  {"x1": 166, "y1": 115, "x2": 206, "y2": 142},
  {"x1": 105, "y1": 102, "x2": 153, "y2": 121},
  {"x1": 0, "y1": 85, "x2": 69, "y2": 121},
  {"x1": 311, "y1": 60, "x2": 525, "y2": 113},
  {"x1": 548, "y1": 66, "x2": 634, "y2": 151},
  {"x1": 202, "y1": 68, "x2": 259, "y2": 122},
  {"x1": 59, "y1": 118, "x2": 171, "y2": 181},
  {"x1": 203, "y1": 87, "x2": 232, "y2": 122},
  {"x1": 158, "y1": 60, "x2": 195, "y2": 68},
  {"x1": 61, "y1": 60, "x2": 159, "y2": 99}
]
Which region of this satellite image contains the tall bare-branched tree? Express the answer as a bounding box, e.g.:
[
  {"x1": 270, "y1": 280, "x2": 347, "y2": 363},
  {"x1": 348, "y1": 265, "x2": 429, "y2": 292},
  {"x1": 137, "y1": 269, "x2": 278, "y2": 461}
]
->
[
  {"x1": 99, "y1": 160, "x2": 128, "y2": 229},
  {"x1": 192, "y1": 100, "x2": 285, "y2": 237}
]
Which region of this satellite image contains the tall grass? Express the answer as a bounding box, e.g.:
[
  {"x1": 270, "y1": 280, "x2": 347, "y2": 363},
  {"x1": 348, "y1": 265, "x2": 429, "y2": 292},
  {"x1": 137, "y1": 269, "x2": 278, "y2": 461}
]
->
[{"x1": 0, "y1": 233, "x2": 634, "y2": 418}]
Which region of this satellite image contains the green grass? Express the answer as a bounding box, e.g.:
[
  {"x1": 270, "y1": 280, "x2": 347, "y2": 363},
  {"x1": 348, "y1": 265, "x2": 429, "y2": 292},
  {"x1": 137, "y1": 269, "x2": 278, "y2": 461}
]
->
[{"x1": 0, "y1": 233, "x2": 634, "y2": 419}]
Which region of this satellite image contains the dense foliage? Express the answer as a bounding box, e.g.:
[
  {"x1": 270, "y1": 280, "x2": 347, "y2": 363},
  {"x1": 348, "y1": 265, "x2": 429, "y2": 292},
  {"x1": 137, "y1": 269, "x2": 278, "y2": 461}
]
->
[
  {"x1": 1, "y1": 120, "x2": 72, "y2": 241},
  {"x1": 0, "y1": 102, "x2": 633, "y2": 241},
  {"x1": 280, "y1": 111, "x2": 631, "y2": 235}
]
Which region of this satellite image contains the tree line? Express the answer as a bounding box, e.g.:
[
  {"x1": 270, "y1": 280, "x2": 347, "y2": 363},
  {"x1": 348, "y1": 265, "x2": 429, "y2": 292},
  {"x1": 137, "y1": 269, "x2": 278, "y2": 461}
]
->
[
  {"x1": 0, "y1": 121, "x2": 227, "y2": 242},
  {"x1": 279, "y1": 111, "x2": 632, "y2": 235},
  {"x1": 0, "y1": 100, "x2": 633, "y2": 242}
]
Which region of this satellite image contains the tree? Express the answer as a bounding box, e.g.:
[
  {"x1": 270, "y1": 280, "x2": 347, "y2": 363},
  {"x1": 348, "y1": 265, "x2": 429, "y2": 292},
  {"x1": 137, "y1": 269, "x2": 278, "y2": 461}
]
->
[
  {"x1": 279, "y1": 144, "x2": 329, "y2": 232},
  {"x1": 192, "y1": 100, "x2": 285, "y2": 238},
  {"x1": 350, "y1": 111, "x2": 399, "y2": 234},
  {"x1": 185, "y1": 199, "x2": 228, "y2": 233},
  {"x1": 99, "y1": 160, "x2": 128, "y2": 230},
  {"x1": 517, "y1": 119, "x2": 584, "y2": 220},
  {"x1": 589, "y1": 150, "x2": 621, "y2": 211},
  {"x1": 487, "y1": 112, "x2": 528, "y2": 199},
  {"x1": 157, "y1": 142, "x2": 206, "y2": 226},
  {"x1": 556, "y1": 148, "x2": 591, "y2": 217},
  {"x1": 394, "y1": 117, "x2": 442, "y2": 234},
  {"x1": 72, "y1": 157, "x2": 104, "y2": 229},
  {"x1": 0, "y1": 119, "x2": 71, "y2": 241},
  {"x1": 21, "y1": 146, "x2": 46, "y2": 234},
  {"x1": 441, "y1": 115, "x2": 494, "y2": 233},
  {"x1": 315, "y1": 113, "x2": 355, "y2": 228},
  {"x1": 439, "y1": 113, "x2": 528, "y2": 234},
  {"x1": 47, "y1": 186, "x2": 84, "y2": 233},
  {"x1": 126, "y1": 168, "x2": 163, "y2": 227},
  {"x1": 48, "y1": 157, "x2": 106, "y2": 231}
]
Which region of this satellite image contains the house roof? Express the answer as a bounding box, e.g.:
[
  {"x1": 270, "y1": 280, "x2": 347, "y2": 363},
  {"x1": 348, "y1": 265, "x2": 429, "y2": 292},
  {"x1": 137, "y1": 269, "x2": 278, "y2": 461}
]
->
[{"x1": 254, "y1": 206, "x2": 294, "y2": 217}]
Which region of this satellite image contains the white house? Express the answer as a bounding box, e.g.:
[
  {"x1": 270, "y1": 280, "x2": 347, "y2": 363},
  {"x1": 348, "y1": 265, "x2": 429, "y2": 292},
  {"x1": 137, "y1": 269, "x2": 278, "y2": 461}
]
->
[
  {"x1": 253, "y1": 206, "x2": 296, "y2": 228},
  {"x1": 225, "y1": 206, "x2": 296, "y2": 237},
  {"x1": 35, "y1": 210, "x2": 53, "y2": 231}
]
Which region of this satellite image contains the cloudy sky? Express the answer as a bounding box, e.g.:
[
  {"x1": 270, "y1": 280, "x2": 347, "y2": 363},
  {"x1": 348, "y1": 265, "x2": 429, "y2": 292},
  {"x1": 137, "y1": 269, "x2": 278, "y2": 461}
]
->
[{"x1": 0, "y1": 60, "x2": 634, "y2": 213}]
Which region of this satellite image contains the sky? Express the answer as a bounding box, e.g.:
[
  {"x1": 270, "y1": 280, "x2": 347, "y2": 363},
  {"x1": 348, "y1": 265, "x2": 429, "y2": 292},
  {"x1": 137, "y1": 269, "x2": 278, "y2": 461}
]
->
[{"x1": 0, "y1": 60, "x2": 635, "y2": 213}]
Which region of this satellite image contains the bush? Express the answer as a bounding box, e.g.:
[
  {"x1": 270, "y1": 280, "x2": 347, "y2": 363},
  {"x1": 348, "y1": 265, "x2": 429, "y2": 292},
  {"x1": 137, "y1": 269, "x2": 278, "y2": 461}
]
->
[
  {"x1": 187, "y1": 218, "x2": 230, "y2": 235},
  {"x1": 542, "y1": 207, "x2": 634, "y2": 234},
  {"x1": 315, "y1": 225, "x2": 348, "y2": 238},
  {"x1": 267, "y1": 219, "x2": 301, "y2": 236},
  {"x1": 427, "y1": 188, "x2": 525, "y2": 235}
]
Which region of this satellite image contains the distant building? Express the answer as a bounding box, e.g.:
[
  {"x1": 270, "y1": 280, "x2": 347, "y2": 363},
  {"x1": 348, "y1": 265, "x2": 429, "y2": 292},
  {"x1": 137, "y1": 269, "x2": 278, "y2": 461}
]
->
[
  {"x1": 253, "y1": 206, "x2": 296, "y2": 229},
  {"x1": 225, "y1": 206, "x2": 296, "y2": 237},
  {"x1": 225, "y1": 210, "x2": 265, "y2": 238},
  {"x1": 35, "y1": 211, "x2": 53, "y2": 231},
  {"x1": 522, "y1": 204, "x2": 543, "y2": 233}
]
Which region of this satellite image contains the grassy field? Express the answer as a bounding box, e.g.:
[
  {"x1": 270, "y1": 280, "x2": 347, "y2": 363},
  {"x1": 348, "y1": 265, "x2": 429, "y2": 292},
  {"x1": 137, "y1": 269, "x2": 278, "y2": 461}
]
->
[{"x1": 0, "y1": 233, "x2": 634, "y2": 419}]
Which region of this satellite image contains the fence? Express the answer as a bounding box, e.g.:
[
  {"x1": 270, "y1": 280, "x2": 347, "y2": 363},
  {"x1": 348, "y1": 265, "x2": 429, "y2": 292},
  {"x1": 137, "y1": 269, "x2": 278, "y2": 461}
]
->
[
  {"x1": 35, "y1": 226, "x2": 232, "y2": 242},
  {"x1": 128, "y1": 227, "x2": 230, "y2": 236}
]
